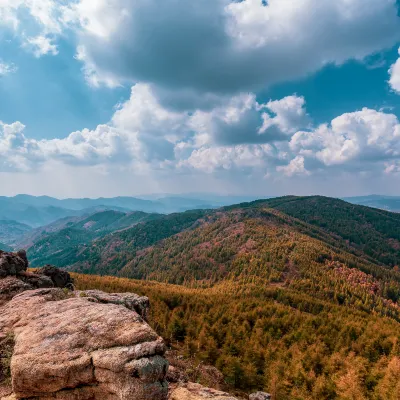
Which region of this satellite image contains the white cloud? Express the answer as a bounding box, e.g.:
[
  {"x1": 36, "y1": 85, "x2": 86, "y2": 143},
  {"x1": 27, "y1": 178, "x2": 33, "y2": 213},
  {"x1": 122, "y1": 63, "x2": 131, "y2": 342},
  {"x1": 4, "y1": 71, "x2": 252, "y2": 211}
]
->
[
  {"x1": 1, "y1": 0, "x2": 400, "y2": 104},
  {"x1": 0, "y1": 85, "x2": 303, "y2": 172},
  {"x1": 290, "y1": 108, "x2": 400, "y2": 168},
  {"x1": 1, "y1": 84, "x2": 400, "y2": 183},
  {"x1": 0, "y1": 0, "x2": 62, "y2": 57},
  {"x1": 180, "y1": 144, "x2": 277, "y2": 173},
  {"x1": 188, "y1": 93, "x2": 309, "y2": 146},
  {"x1": 389, "y1": 47, "x2": 400, "y2": 93},
  {"x1": 0, "y1": 121, "x2": 43, "y2": 171},
  {"x1": 0, "y1": 85, "x2": 190, "y2": 171},
  {"x1": 74, "y1": 46, "x2": 121, "y2": 88},
  {"x1": 0, "y1": 60, "x2": 17, "y2": 75},
  {"x1": 25, "y1": 35, "x2": 58, "y2": 57},
  {"x1": 0, "y1": 0, "x2": 62, "y2": 33},
  {"x1": 276, "y1": 156, "x2": 309, "y2": 177},
  {"x1": 260, "y1": 96, "x2": 311, "y2": 136},
  {"x1": 63, "y1": 0, "x2": 400, "y2": 98}
]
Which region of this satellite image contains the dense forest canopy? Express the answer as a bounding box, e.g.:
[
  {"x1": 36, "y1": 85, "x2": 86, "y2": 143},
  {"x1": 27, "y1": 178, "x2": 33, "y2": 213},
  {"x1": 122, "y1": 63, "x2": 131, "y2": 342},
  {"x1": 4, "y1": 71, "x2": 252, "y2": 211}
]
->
[{"x1": 74, "y1": 273, "x2": 400, "y2": 400}]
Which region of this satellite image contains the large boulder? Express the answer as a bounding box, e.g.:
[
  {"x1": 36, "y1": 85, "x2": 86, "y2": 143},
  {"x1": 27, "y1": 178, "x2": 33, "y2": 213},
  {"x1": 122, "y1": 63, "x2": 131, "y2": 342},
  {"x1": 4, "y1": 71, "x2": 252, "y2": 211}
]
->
[
  {"x1": 0, "y1": 253, "x2": 75, "y2": 305},
  {"x1": 0, "y1": 251, "x2": 28, "y2": 278},
  {"x1": 0, "y1": 277, "x2": 32, "y2": 303},
  {"x1": 0, "y1": 288, "x2": 168, "y2": 400},
  {"x1": 0, "y1": 273, "x2": 55, "y2": 305},
  {"x1": 36, "y1": 265, "x2": 74, "y2": 289},
  {"x1": 169, "y1": 383, "x2": 238, "y2": 400},
  {"x1": 77, "y1": 290, "x2": 150, "y2": 320}
]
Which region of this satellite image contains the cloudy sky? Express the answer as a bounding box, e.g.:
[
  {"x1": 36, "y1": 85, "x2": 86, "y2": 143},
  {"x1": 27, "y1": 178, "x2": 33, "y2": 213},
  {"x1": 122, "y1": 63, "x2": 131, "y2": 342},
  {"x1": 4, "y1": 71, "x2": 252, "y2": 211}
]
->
[{"x1": 1, "y1": 0, "x2": 400, "y2": 198}]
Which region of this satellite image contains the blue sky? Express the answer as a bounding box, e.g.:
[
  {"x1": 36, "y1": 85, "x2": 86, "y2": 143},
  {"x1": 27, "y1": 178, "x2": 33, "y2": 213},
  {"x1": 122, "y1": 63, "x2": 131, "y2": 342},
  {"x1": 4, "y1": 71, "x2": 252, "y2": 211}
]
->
[
  {"x1": 1, "y1": 0, "x2": 400, "y2": 198},
  {"x1": 0, "y1": 36, "x2": 129, "y2": 140}
]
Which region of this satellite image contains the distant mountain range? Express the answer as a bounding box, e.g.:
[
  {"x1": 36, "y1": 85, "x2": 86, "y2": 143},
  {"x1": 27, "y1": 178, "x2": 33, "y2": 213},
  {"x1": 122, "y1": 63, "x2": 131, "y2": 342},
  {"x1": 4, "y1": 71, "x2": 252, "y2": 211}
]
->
[
  {"x1": 0, "y1": 194, "x2": 259, "y2": 228},
  {"x1": 0, "y1": 193, "x2": 399, "y2": 248},
  {"x1": 343, "y1": 195, "x2": 400, "y2": 212},
  {"x1": 0, "y1": 194, "x2": 260, "y2": 245}
]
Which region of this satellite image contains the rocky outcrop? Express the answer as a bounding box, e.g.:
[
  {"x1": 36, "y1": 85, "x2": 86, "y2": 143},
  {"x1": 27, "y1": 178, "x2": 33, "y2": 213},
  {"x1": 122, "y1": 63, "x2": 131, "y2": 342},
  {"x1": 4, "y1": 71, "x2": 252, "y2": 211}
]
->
[
  {"x1": 0, "y1": 288, "x2": 168, "y2": 400},
  {"x1": 0, "y1": 250, "x2": 28, "y2": 278},
  {"x1": 77, "y1": 289, "x2": 150, "y2": 320},
  {"x1": 169, "y1": 383, "x2": 238, "y2": 399},
  {"x1": 36, "y1": 265, "x2": 75, "y2": 289},
  {"x1": 0, "y1": 276, "x2": 32, "y2": 302},
  {"x1": 0, "y1": 251, "x2": 75, "y2": 304}
]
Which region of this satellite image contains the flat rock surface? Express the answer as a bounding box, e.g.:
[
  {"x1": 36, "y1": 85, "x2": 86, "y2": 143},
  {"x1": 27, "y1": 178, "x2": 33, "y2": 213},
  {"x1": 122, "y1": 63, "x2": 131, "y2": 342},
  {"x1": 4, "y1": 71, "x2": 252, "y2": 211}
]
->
[
  {"x1": 169, "y1": 383, "x2": 238, "y2": 400},
  {"x1": 0, "y1": 288, "x2": 168, "y2": 400}
]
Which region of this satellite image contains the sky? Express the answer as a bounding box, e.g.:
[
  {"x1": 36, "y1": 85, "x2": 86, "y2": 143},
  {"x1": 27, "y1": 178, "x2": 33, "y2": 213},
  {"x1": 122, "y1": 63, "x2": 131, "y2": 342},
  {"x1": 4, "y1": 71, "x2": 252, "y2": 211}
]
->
[{"x1": 1, "y1": 0, "x2": 400, "y2": 198}]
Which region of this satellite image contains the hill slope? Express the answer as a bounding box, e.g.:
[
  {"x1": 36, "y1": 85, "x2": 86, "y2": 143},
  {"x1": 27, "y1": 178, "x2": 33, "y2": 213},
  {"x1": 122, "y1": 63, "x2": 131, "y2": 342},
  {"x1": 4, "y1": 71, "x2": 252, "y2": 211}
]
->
[
  {"x1": 69, "y1": 196, "x2": 400, "y2": 276},
  {"x1": 27, "y1": 210, "x2": 162, "y2": 267},
  {"x1": 0, "y1": 220, "x2": 32, "y2": 245},
  {"x1": 59, "y1": 196, "x2": 400, "y2": 317},
  {"x1": 73, "y1": 272, "x2": 400, "y2": 400}
]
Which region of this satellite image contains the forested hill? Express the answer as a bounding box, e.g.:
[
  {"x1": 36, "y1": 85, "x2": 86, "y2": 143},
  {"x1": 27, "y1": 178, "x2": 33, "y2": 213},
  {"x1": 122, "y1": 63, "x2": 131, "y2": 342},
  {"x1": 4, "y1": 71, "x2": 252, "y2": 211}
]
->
[
  {"x1": 26, "y1": 210, "x2": 162, "y2": 267},
  {"x1": 228, "y1": 196, "x2": 400, "y2": 266},
  {"x1": 55, "y1": 196, "x2": 400, "y2": 317},
  {"x1": 66, "y1": 195, "x2": 400, "y2": 277}
]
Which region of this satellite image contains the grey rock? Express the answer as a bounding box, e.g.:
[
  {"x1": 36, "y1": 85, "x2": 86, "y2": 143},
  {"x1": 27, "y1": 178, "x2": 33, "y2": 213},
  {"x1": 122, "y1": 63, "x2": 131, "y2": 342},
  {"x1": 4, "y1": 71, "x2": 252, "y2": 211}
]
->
[
  {"x1": 249, "y1": 392, "x2": 272, "y2": 400},
  {"x1": 36, "y1": 265, "x2": 74, "y2": 289},
  {"x1": 78, "y1": 289, "x2": 150, "y2": 320},
  {"x1": 0, "y1": 250, "x2": 28, "y2": 278},
  {"x1": 20, "y1": 272, "x2": 54, "y2": 289}
]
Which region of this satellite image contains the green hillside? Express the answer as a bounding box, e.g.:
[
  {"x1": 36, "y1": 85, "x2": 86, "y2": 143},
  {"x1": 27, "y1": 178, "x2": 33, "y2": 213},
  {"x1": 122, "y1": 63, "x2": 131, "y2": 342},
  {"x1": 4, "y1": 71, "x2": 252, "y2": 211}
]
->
[
  {"x1": 70, "y1": 209, "x2": 209, "y2": 275},
  {"x1": 68, "y1": 196, "x2": 400, "y2": 280},
  {"x1": 262, "y1": 196, "x2": 400, "y2": 266},
  {"x1": 27, "y1": 210, "x2": 162, "y2": 267},
  {"x1": 61, "y1": 196, "x2": 400, "y2": 319}
]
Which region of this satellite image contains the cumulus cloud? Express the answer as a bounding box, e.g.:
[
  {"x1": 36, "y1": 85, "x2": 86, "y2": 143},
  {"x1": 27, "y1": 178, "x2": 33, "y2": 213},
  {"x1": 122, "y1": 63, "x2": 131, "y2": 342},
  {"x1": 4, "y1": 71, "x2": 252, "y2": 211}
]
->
[
  {"x1": 289, "y1": 108, "x2": 400, "y2": 169},
  {"x1": 2, "y1": 83, "x2": 400, "y2": 181},
  {"x1": 0, "y1": 0, "x2": 62, "y2": 33},
  {"x1": 0, "y1": 85, "x2": 191, "y2": 171},
  {"x1": 182, "y1": 105, "x2": 400, "y2": 177},
  {"x1": 74, "y1": 46, "x2": 121, "y2": 89},
  {"x1": 0, "y1": 121, "x2": 43, "y2": 171},
  {"x1": 188, "y1": 94, "x2": 309, "y2": 146},
  {"x1": 389, "y1": 47, "x2": 400, "y2": 93},
  {"x1": 276, "y1": 156, "x2": 309, "y2": 177},
  {"x1": 385, "y1": 161, "x2": 400, "y2": 174},
  {"x1": 180, "y1": 144, "x2": 277, "y2": 173},
  {"x1": 63, "y1": 0, "x2": 400, "y2": 99},
  {"x1": 0, "y1": 85, "x2": 306, "y2": 172}
]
